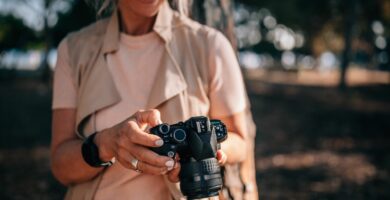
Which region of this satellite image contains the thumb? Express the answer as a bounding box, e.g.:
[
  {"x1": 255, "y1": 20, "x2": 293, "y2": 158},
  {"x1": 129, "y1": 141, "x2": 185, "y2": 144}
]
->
[
  {"x1": 135, "y1": 109, "x2": 163, "y2": 130},
  {"x1": 167, "y1": 162, "x2": 180, "y2": 183}
]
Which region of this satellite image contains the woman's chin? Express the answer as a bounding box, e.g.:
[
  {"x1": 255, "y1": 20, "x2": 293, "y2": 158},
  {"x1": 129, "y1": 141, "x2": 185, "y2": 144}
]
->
[{"x1": 120, "y1": 0, "x2": 163, "y2": 18}]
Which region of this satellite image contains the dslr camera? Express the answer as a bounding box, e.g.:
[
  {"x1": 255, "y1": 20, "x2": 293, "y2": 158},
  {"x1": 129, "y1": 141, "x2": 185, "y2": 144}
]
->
[{"x1": 150, "y1": 116, "x2": 228, "y2": 199}]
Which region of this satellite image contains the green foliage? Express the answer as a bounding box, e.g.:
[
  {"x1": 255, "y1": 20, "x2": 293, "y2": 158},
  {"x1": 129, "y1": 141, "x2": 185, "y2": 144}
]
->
[
  {"x1": 238, "y1": 0, "x2": 387, "y2": 33},
  {"x1": 51, "y1": 0, "x2": 95, "y2": 46},
  {"x1": 238, "y1": 0, "x2": 389, "y2": 56},
  {"x1": 0, "y1": 0, "x2": 95, "y2": 50},
  {"x1": 0, "y1": 14, "x2": 40, "y2": 51},
  {"x1": 0, "y1": 0, "x2": 388, "y2": 53}
]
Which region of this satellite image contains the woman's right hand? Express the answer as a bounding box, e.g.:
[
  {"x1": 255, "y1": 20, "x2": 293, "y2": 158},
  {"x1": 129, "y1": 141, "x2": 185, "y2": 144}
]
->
[{"x1": 94, "y1": 109, "x2": 175, "y2": 175}]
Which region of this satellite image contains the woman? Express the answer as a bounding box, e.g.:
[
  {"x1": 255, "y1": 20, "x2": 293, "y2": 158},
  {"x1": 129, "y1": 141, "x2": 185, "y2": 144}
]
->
[{"x1": 51, "y1": 0, "x2": 253, "y2": 199}]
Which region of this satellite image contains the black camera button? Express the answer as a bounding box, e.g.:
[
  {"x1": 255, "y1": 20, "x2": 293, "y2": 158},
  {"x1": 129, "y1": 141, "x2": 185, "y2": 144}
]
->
[
  {"x1": 159, "y1": 124, "x2": 170, "y2": 134},
  {"x1": 206, "y1": 120, "x2": 211, "y2": 132},
  {"x1": 173, "y1": 129, "x2": 186, "y2": 143},
  {"x1": 167, "y1": 151, "x2": 175, "y2": 158}
]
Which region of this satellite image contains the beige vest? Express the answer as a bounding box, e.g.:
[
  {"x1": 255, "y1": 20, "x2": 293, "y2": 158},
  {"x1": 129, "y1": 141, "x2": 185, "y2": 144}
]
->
[{"x1": 63, "y1": 2, "x2": 258, "y2": 199}]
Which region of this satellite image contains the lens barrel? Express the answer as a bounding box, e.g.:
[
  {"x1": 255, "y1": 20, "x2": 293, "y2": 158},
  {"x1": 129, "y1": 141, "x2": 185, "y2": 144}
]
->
[{"x1": 179, "y1": 158, "x2": 222, "y2": 199}]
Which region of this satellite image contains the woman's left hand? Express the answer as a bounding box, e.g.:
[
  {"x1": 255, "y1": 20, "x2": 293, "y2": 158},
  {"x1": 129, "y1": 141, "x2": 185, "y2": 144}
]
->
[
  {"x1": 216, "y1": 150, "x2": 228, "y2": 165},
  {"x1": 167, "y1": 150, "x2": 227, "y2": 183}
]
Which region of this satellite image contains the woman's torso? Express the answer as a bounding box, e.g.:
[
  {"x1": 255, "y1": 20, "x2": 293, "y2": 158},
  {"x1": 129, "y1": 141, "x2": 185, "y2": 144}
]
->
[{"x1": 94, "y1": 32, "x2": 171, "y2": 200}]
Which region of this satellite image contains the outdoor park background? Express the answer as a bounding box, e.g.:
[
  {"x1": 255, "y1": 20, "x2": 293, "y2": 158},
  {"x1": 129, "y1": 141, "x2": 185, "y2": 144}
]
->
[{"x1": 0, "y1": 0, "x2": 389, "y2": 199}]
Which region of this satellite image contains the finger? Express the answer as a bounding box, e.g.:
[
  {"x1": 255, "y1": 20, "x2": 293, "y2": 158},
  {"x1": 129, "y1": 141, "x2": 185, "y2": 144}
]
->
[
  {"x1": 131, "y1": 144, "x2": 174, "y2": 168},
  {"x1": 217, "y1": 150, "x2": 227, "y2": 165},
  {"x1": 174, "y1": 154, "x2": 180, "y2": 161},
  {"x1": 167, "y1": 162, "x2": 180, "y2": 183},
  {"x1": 135, "y1": 109, "x2": 162, "y2": 128},
  {"x1": 115, "y1": 148, "x2": 136, "y2": 170},
  {"x1": 127, "y1": 120, "x2": 164, "y2": 147},
  {"x1": 137, "y1": 160, "x2": 169, "y2": 175},
  {"x1": 116, "y1": 147, "x2": 171, "y2": 175}
]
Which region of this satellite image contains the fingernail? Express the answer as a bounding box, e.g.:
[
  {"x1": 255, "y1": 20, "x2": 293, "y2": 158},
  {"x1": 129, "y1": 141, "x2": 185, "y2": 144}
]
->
[
  {"x1": 167, "y1": 166, "x2": 173, "y2": 171},
  {"x1": 155, "y1": 139, "x2": 164, "y2": 147},
  {"x1": 165, "y1": 160, "x2": 174, "y2": 168}
]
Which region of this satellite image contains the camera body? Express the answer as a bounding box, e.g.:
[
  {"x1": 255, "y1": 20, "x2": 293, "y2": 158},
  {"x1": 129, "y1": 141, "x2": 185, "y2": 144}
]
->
[{"x1": 150, "y1": 116, "x2": 228, "y2": 199}]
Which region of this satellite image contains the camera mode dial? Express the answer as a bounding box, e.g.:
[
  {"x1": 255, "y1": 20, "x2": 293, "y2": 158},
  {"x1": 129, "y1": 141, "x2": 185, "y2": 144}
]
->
[
  {"x1": 159, "y1": 124, "x2": 170, "y2": 134},
  {"x1": 172, "y1": 129, "x2": 186, "y2": 143}
]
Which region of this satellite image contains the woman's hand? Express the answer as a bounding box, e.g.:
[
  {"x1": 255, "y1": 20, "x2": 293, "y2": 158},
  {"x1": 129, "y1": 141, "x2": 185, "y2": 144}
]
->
[
  {"x1": 167, "y1": 150, "x2": 228, "y2": 183},
  {"x1": 95, "y1": 109, "x2": 175, "y2": 175},
  {"x1": 95, "y1": 109, "x2": 228, "y2": 182},
  {"x1": 217, "y1": 150, "x2": 228, "y2": 165}
]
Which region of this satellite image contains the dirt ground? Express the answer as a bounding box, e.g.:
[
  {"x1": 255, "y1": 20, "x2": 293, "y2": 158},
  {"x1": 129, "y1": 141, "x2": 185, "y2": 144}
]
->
[{"x1": 0, "y1": 76, "x2": 389, "y2": 200}]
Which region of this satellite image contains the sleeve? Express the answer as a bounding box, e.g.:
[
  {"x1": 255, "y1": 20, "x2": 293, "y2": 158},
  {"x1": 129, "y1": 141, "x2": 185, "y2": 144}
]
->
[
  {"x1": 52, "y1": 38, "x2": 77, "y2": 109},
  {"x1": 208, "y1": 31, "x2": 247, "y2": 118}
]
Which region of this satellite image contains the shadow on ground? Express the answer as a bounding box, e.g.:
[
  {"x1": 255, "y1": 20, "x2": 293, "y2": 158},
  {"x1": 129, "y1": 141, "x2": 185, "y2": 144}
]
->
[{"x1": 0, "y1": 77, "x2": 389, "y2": 199}]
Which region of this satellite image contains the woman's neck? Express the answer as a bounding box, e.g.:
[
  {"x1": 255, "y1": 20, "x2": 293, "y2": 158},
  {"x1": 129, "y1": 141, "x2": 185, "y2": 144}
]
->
[{"x1": 118, "y1": 8, "x2": 157, "y2": 35}]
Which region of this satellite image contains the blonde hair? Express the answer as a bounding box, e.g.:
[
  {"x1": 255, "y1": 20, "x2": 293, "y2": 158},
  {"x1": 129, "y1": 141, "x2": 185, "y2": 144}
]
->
[
  {"x1": 84, "y1": 0, "x2": 190, "y2": 18},
  {"x1": 84, "y1": 0, "x2": 116, "y2": 18}
]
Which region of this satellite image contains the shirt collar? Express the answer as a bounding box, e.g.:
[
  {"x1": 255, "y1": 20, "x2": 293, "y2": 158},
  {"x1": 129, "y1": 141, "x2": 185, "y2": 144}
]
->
[{"x1": 102, "y1": 1, "x2": 174, "y2": 54}]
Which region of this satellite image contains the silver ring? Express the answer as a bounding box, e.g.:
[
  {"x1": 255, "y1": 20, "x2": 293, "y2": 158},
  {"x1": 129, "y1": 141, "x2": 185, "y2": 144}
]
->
[{"x1": 130, "y1": 158, "x2": 142, "y2": 173}]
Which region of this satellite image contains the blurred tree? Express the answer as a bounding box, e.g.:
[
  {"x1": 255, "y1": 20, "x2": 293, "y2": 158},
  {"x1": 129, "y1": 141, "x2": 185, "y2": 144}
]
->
[
  {"x1": 1, "y1": 0, "x2": 388, "y2": 80},
  {"x1": 0, "y1": 0, "x2": 75, "y2": 81},
  {"x1": 51, "y1": 0, "x2": 95, "y2": 47},
  {"x1": 340, "y1": 0, "x2": 357, "y2": 89},
  {"x1": 187, "y1": 0, "x2": 237, "y2": 49},
  {"x1": 0, "y1": 14, "x2": 39, "y2": 51},
  {"x1": 33, "y1": 0, "x2": 73, "y2": 82},
  {"x1": 239, "y1": 0, "x2": 389, "y2": 81}
]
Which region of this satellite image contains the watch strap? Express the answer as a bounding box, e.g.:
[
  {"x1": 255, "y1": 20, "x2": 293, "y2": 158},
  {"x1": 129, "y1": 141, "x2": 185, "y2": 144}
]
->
[{"x1": 81, "y1": 132, "x2": 113, "y2": 167}]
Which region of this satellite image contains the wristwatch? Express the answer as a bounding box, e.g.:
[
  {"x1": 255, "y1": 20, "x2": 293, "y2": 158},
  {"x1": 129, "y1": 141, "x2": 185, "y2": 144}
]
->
[{"x1": 81, "y1": 132, "x2": 113, "y2": 167}]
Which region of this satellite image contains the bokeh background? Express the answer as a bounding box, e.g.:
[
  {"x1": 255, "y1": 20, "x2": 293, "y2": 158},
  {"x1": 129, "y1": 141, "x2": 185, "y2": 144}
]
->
[{"x1": 0, "y1": 0, "x2": 389, "y2": 199}]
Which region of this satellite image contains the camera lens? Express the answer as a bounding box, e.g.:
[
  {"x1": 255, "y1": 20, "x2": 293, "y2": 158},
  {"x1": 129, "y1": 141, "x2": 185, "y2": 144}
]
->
[
  {"x1": 173, "y1": 129, "x2": 186, "y2": 143},
  {"x1": 159, "y1": 124, "x2": 170, "y2": 134},
  {"x1": 179, "y1": 158, "x2": 222, "y2": 199}
]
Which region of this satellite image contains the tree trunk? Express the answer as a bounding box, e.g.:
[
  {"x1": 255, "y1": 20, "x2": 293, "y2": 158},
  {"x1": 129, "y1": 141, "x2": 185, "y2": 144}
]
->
[
  {"x1": 339, "y1": 0, "x2": 357, "y2": 89},
  {"x1": 40, "y1": 0, "x2": 54, "y2": 84},
  {"x1": 189, "y1": 0, "x2": 237, "y2": 50}
]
